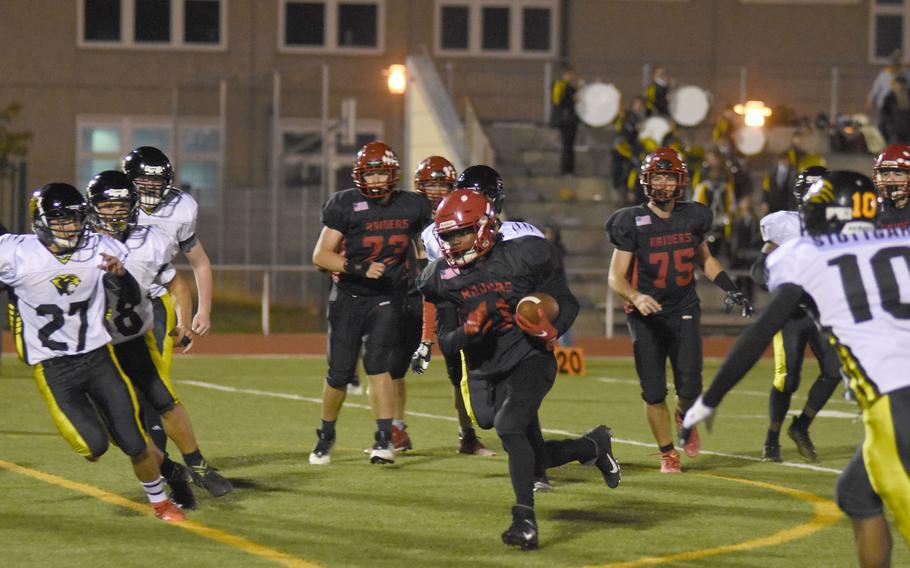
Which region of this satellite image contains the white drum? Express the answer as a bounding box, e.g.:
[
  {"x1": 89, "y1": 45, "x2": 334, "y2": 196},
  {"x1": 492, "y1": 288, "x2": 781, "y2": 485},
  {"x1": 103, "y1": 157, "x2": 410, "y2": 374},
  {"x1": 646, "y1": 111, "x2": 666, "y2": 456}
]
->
[
  {"x1": 732, "y1": 126, "x2": 767, "y2": 156},
  {"x1": 669, "y1": 85, "x2": 711, "y2": 127},
  {"x1": 575, "y1": 82, "x2": 622, "y2": 128},
  {"x1": 639, "y1": 116, "x2": 672, "y2": 145}
]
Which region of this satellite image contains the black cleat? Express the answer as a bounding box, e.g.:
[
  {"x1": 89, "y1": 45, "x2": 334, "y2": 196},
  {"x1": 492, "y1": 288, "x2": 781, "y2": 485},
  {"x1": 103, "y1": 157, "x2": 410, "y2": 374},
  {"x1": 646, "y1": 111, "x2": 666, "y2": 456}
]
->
[
  {"x1": 309, "y1": 429, "x2": 335, "y2": 465},
  {"x1": 787, "y1": 423, "x2": 818, "y2": 462},
  {"x1": 164, "y1": 462, "x2": 197, "y2": 510},
  {"x1": 583, "y1": 425, "x2": 621, "y2": 489},
  {"x1": 502, "y1": 506, "x2": 539, "y2": 550},
  {"x1": 369, "y1": 430, "x2": 395, "y2": 464},
  {"x1": 189, "y1": 463, "x2": 234, "y2": 497},
  {"x1": 761, "y1": 444, "x2": 782, "y2": 463}
]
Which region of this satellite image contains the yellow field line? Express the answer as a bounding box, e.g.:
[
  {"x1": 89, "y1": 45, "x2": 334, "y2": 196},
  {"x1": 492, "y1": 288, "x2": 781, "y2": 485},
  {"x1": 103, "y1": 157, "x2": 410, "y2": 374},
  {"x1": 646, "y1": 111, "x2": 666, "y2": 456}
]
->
[
  {"x1": 583, "y1": 472, "x2": 843, "y2": 568},
  {"x1": 0, "y1": 459, "x2": 321, "y2": 568}
]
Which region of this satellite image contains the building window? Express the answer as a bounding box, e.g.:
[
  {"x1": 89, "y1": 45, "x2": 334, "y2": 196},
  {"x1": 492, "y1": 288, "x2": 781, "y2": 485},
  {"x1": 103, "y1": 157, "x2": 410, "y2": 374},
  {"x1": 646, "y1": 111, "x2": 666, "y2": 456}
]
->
[
  {"x1": 280, "y1": 0, "x2": 385, "y2": 53},
  {"x1": 76, "y1": 117, "x2": 222, "y2": 206},
  {"x1": 870, "y1": 0, "x2": 910, "y2": 62},
  {"x1": 78, "y1": 0, "x2": 226, "y2": 50},
  {"x1": 281, "y1": 119, "x2": 383, "y2": 188},
  {"x1": 435, "y1": 0, "x2": 557, "y2": 58}
]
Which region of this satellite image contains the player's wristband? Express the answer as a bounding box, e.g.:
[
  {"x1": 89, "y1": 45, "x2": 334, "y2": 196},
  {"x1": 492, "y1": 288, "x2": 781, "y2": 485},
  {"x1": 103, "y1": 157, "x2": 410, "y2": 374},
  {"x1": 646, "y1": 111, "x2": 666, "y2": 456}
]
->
[
  {"x1": 713, "y1": 271, "x2": 738, "y2": 293},
  {"x1": 343, "y1": 259, "x2": 367, "y2": 277}
]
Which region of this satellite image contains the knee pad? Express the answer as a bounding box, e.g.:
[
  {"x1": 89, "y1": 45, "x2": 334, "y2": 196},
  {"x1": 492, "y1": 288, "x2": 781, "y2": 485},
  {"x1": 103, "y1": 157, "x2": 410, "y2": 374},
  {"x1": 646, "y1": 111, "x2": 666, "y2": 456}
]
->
[
  {"x1": 326, "y1": 370, "x2": 355, "y2": 390},
  {"x1": 362, "y1": 344, "x2": 390, "y2": 376},
  {"x1": 835, "y1": 473, "x2": 884, "y2": 519},
  {"x1": 675, "y1": 379, "x2": 703, "y2": 402},
  {"x1": 121, "y1": 439, "x2": 147, "y2": 459},
  {"x1": 494, "y1": 412, "x2": 529, "y2": 439},
  {"x1": 640, "y1": 383, "x2": 668, "y2": 406},
  {"x1": 87, "y1": 438, "x2": 110, "y2": 460}
]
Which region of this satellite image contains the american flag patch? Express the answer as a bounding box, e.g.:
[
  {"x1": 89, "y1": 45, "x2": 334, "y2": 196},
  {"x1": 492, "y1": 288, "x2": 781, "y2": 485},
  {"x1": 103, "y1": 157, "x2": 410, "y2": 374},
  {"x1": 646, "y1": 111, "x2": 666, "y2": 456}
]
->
[
  {"x1": 354, "y1": 201, "x2": 368, "y2": 212},
  {"x1": 635, "y1": 215, "x2": 651, "y2": 226},
  {"x1": 441, "y1": 267, "x2": 460, "y2": 280}
]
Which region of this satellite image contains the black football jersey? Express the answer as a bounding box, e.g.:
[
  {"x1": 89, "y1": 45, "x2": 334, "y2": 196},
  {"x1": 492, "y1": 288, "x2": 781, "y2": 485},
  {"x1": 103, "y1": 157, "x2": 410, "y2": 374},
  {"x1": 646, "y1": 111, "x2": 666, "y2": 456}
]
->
[
  {"x1": 322, "y1": 189, "x2": 432, "y2": 296},
  {"x1": 606, "y1": 201, "x2": 713, "y2": 313},
  {"x1": 876, "y1": 202, "x2": 910, "y2": 230},
  {"x1": 417, "y1": 236, "x2": 579, "y2": 381}
]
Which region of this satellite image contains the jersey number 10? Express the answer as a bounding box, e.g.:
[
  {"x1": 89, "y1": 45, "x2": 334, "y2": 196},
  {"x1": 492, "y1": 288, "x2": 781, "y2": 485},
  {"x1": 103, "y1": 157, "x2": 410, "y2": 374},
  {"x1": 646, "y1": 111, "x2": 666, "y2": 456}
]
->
[{"x1": 828, "y1": 246, "x2": 910, "y2": 323}]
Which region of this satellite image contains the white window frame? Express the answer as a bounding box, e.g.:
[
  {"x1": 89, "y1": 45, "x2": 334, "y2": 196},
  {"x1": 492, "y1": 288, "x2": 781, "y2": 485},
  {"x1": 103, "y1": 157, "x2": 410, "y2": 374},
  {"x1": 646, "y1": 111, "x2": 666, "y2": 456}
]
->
[
  {"x1": 279, "y1": 118, "x2": 384, "y2": 186},
  {"x1": 278, "y1": 0, "x2": 386, "y2": 55},
  {"x1": 869, "y1": 1, "x2": 909, "y2": 64},
  {"x1": 77, "y1": 0, "x2": 228, "y2": 51},
  {"x1": 75, "y1": 115, "x2": 223, "y2": 193},
  {"x1": 434, "y1": 0, "x2": 558, "y2": 59}
]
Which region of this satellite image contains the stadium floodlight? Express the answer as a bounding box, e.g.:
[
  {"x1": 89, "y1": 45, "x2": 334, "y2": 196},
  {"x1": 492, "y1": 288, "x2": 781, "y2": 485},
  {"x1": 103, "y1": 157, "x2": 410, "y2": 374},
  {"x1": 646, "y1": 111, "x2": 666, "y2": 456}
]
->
[
  {"x1": 734, "y1": 100, "x2": 772, "y2": 127},
  {"x1": 387, "y1": 64, "x2": 406, "y2": 95}
]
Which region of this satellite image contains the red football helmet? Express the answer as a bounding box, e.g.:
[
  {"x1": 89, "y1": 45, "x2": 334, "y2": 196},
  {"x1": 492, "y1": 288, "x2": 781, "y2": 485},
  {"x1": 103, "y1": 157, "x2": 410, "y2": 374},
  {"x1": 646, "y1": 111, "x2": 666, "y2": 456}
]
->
[
  {"x1": 434, "y1": 189, "x2": 498, "y2": 267},
  {"x1": 873, "y1": 143, "x2": 910, "y2": 202},
  {"x1": 352, "y1": 141, "x2": 399, "y2": 199},
  {"x1": 640, "y1": 147, "x2": 688, "y2": 203},
  {"x1": 414, "y1": 155, "x2": 457, "y2": 209}
]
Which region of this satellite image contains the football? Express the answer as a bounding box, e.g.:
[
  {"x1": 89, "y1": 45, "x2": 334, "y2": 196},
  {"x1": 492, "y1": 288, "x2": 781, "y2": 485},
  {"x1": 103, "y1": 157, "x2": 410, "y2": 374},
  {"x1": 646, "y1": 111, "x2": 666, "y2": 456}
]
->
[{"x1": 516, "y1": 292, "x2": 560, "y2": 324}]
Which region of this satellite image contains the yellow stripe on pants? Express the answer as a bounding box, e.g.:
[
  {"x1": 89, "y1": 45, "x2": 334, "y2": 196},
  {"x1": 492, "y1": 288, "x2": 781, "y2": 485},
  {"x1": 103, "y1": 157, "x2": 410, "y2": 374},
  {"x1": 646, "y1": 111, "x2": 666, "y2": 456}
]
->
[
  {"x1": 32, "y1": 363, "x2": 93, "y2": 458},
  {"x1": 458, "y1": 351, "x2": 478, "y2": 427},
  {"x1": 863, "y1": 395, "x2": 910, "y2": 547},
  {"x1": 772, "y1": 331, "x2": 788, "y2": 392}
]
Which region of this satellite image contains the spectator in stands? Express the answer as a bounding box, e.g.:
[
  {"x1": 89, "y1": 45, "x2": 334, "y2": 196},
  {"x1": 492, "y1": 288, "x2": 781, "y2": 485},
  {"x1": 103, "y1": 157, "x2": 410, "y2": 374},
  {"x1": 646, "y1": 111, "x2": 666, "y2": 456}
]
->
[
  {"x1": 692, "y1": 148, "x2": 735, "y2": 259},
  {"x1": 868, "y1": 49, "x2": 907, "y2": 141},
  {"x1": 881, "y1": 75, "x2": 910, "y2": 144},
  {"x1": 611, "y1": 97, "x2": 646, "y2": 199},
  {"x1": 551, "y1": 67, "x2": 581, "y2": 175},
  {"x1": 763, "y1": 153, "x2": 798, "y2": 214},
  {"x1": 727, "y1": 199, "x2": 762, "y2": 303},
  {"x1": 645, "y1": 66, "x2": 671, "y2": 117}
]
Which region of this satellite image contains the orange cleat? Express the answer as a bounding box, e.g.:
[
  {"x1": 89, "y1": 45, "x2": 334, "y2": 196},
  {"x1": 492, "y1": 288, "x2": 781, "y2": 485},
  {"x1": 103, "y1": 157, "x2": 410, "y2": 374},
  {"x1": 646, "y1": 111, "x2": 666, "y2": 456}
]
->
[
  {"x1": 153, "y1": 499, "x2": 186, "y2": 522},
  {"x1": 458, "y1": 433, "x2": 496, "y2": 456},
  {"x1": 676, "y1": 411, "x2": 700, "y2": 458},
  {"x1": 660, "y1": 449, "x2": 682, "y2": 474},
  {"x1": 391, "y1": 424, "x2": 412, "y2": 452}
]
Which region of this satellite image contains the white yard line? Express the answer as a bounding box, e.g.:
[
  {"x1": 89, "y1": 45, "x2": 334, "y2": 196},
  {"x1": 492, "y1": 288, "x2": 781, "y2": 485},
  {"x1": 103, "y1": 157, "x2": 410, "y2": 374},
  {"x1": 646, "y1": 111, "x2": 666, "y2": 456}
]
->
[{"x1": 178, "y1": 379, "x2": 844, "y2": 475}]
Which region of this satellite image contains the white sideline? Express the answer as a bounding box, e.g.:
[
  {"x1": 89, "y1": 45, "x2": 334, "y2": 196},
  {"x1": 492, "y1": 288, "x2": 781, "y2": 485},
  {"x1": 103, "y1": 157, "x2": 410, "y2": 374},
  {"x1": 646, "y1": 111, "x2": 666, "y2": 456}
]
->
[{"x1": 178, "y1": 379, "x2": 844, "y2": 475}]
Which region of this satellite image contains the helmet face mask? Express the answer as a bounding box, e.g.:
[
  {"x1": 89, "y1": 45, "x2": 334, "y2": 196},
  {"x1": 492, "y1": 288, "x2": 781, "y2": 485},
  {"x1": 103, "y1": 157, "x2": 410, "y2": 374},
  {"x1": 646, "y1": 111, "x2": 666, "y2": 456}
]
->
[
  {"x1": 121, "y1": 146, "x2": 175, "y2": 213},
  {"x1": 30, "y1": 184, "x2": 88, "y2": 253},
  {"x1": 415, "y1": 155, "x2": 457, "y2": 210},
  {"x1": 133, "y1": 175, "x2": 169, "y2": 213},
  {"x1": 87, "y1": 171, "x2": 139, "y2": 240},
  {"x1": 873, "y1": 144, "x2": 910, "y2": 206},
  {"x1": 640, "y1": 148, "x2": 688, "y2": 204},
  {"x1": 434, "y1": 189, "x2": 498, "y2": 267},
  {"x1": 353, "y1": 142, "x2": 399, "y2": 199}
]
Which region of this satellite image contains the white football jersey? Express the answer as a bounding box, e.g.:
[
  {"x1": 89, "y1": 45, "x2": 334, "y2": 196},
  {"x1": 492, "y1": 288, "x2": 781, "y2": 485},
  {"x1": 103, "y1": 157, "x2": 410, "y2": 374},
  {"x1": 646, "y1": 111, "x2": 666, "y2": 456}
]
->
[
  {"x1": 767, "y1": 229, "x2": 910, "y2": 398},
  {"x1": 759, "y1": 210, "x2": 801, "y2": 246},
  {"x1": 138, "y1": 189, "x2": 198, "y2": 298},
  {"x1": 107, "y1": 225, "x2": 177, "y2": 344},
  {"x1": 422, "y1": 220, "x2": 544, "y2": 262},
  {"x1": 0, "y1": 233, "x2": 128, "y2": 364}
]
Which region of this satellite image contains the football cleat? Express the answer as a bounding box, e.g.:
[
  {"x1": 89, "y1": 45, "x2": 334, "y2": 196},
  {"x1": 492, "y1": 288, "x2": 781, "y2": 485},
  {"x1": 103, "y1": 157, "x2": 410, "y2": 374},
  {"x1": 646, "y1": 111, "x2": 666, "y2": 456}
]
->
[
  {"x1": 163, "y1": 462, "x2": 197, "y2": 509},
  {"x1": 370, "y1": 431, "x2": 395, "y2": 464},
  {"x1": 533, "y1": 476, "x2": 554, "y2": 493},
  {"x1": 501, "y1": 505, "x2": 539, "y2": 550},
  {"x1": 676, "y1": 411, "x2": 700, "y2": 458},
  {"x1": 788, "y1": 423, "x2": 818, "y2": 462},
  {"x1": 583, "y1": 425, "x2": 621, "y2": 489},
  {"x1": 392, "y1": 424, "x2": 412, "y2": 452},
  {"x1": 309, "y1": 429, "x2": 335, "y2": 465},
  {"x1": 761, "y1": 444, "x2": 783, "y2": 463},
  {"x1": 458, "y1": 432, "x2": 496, "y2": 456},
  {"x1": 659, "y1": 449, "x2": 682, "y2": 474},
  {"x1": 153, "y1": 499, "x2": 186, "y2": 522},
  {"x1": 189, "y1": 463, "x2": 233, "y2": 497}
]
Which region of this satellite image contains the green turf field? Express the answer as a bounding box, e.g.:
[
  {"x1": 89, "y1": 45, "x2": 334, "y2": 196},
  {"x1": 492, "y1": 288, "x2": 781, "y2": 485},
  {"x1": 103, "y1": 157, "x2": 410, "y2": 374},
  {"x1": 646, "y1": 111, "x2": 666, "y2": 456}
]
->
[{"x1": 1, "y1": 354, "x2": 905, "y2": 567}]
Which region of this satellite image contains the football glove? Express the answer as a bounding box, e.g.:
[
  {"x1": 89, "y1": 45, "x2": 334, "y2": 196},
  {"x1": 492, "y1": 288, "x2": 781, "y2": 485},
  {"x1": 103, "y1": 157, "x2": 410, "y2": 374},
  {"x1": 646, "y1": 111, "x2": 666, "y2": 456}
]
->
[
  {"x1": 679, "y1": 396, "x2": 716, "y2": 447},
  {"x1": 410, "y1": 341, "x2": 432, "y2": 374},
  {"x1": 514, "y1": 308, "x2": 559, "y2": 351},
  {"x1": 723, "y1": 290, "x2": 754, "y2": 318}
]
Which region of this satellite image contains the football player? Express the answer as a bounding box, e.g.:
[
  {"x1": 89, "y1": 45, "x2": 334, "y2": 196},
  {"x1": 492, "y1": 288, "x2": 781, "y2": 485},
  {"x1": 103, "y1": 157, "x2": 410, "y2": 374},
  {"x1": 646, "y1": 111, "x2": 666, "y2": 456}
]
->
[
  {"x1": 120, "y1": 147, "x2": 226, "y2": 497},
  {"x1": 751, "y1": 166, "x2": 842, "y2": 463},
  {"x1": 606, "y1": 147, "x2": 753, "y2": 473},
  {"x1": 309, "y1": 141, "x2": 432, "y2": 465},
  {"x1": 681, "y1": 171, "x2": 907, "y2": 567},
  {"x1": 418, "y1": 189, "x2": 621, "y2": 550},
  {"x1": 873, "y1": 144, "x2": 910, "y2": 230},
  {"x1": 1, "y1": 183, "x2": 184, "y2": 521},
  {"x1": 86, "y1": 171, "x2": 232, "y2": 507},
  {"x1": 409, "y1": 160, "x2": 497, "y2": 457}
]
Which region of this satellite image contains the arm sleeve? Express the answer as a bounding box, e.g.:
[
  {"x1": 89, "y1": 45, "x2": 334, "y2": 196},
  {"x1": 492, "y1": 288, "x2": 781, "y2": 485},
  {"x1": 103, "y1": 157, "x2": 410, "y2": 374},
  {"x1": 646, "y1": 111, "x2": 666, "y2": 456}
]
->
[
  {"x1": 104, "y1": 270, "x2": 143, "y2": 305},
  {"x1": 605, "y1": 210, "x2": 637, "y2": 251},
  {"x1": 702, "y1": 284, "x2": 805, "y2": 407},
  {"x1": 421, "y1": 300, "x2": 437, "y2": 343}
]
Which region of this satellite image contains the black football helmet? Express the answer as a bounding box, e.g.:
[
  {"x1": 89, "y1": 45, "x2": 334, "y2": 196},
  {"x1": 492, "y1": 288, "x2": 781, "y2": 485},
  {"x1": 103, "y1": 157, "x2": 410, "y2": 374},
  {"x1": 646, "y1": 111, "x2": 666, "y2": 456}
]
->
[
  {"x1": 801, "y1": 170, "x2": 877, "y2": 236},
  {"x1": 86, "y1": 170, "x2": 139, "y2": 240},
  {"x1": 455, "y1": 165, "x2": 504, "y2": 213},
  {"x1": 121, "y1": 146, "x2": 175, "y2": 213},
  {"x1": 792, "y1": 165, "x2": 829, "y2": 211},
  {"x1": 30, "y1": 183, "x2": 88, "y2": 252}
]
